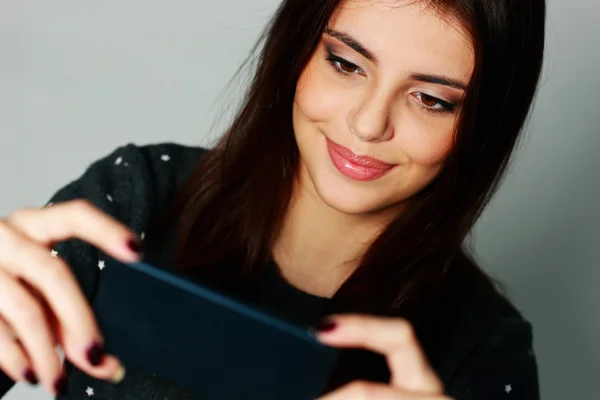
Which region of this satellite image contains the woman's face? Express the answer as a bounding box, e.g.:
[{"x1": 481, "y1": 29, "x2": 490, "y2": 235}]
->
[{"x1": 293, "y1": 0, "x2": 474, "y2": 216}]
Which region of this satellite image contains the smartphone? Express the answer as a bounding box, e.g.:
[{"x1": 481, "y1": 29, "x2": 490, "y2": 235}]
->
[{"x1": 92, "y1": 258, "x2": 339, "y2": 400}]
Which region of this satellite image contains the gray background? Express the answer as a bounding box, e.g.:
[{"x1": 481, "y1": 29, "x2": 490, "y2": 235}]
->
[{"x1": 0, "y1": 1, "x2": 598, "y2": 399}]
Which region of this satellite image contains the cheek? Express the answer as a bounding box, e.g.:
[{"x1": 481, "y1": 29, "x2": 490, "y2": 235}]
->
[
  {"x1": 396, "y1": 118, "x2": 455, "y2": 167},
  {"x1": 294, "y1": 58, "x2": 348, "y2": 125}
]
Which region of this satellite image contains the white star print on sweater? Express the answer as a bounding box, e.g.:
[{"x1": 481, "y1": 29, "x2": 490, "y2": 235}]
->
[{"x1": 0, "y1": 143, "x2": 540, "y2": 400}]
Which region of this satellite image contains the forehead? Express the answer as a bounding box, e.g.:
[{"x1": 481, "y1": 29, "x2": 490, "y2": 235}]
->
[{"x1": 329, "y1": 0, "x2": 474, "y2": 81}]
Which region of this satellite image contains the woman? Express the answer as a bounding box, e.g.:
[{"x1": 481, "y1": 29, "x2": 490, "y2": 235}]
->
[{"x1": 0, "y1": 0, "x2": 545, "y2": 399}]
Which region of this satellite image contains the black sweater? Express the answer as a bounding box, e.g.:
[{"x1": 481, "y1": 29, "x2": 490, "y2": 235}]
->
[{"x1": 0, "y1": 143, "x2": 540, "y2": 399}]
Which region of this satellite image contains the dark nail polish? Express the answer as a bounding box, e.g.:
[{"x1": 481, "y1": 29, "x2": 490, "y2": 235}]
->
[
  {"x1": 86, "y1": 341, "x2": 105, "y2": 366},
  {"x1": 317, "y1": 319, "x2": 337, "y2": 332},
  {"x1": 127, "y1": 238, "x2": 144, "y2": 256},
  {"x1": 23, "y1": 368, "x2": 38, "y2": 385},
  {"x1": 54, "y1": 375, "x2": 67, "y2": 396}
]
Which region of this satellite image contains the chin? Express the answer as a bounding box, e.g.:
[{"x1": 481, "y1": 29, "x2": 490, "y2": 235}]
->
[
  {"x1": 319, "y1": 187, "x2": 378, "y2": 215},
  {"x1": 307, "y1": 165, "x2": 396, "y2": 215},
  {"x1": 296, "y1": 135, "x2": 400, "y2": 216}
]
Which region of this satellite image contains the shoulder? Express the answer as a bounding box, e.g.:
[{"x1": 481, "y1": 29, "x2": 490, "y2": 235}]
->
[
  {"x1": 45, "y1": 142, "x2": 209, "y2": 299},
  {"x1": 114, "y1": 141, "x2": 209, "y2": 199},
  {"x1": 453, "y1": 251, "x2": 531, "y2": 344},
  {"x1": 95, "y1": 142, "x2": 208, "y2": 190},
  {"x1": 432, "y1": 252, "x2": 540, "y2": 399},
  {"x1": 52, "y1": 142, "x2": 209, "y2": 222}
]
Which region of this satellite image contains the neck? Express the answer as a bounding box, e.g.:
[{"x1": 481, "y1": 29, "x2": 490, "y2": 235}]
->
[{"x1": 272, "y1": 168, "x2": 397, "y2": 298}]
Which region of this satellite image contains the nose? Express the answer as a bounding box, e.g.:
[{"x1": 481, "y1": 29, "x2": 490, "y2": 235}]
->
[{"x1": 347, "y1": 92, "x2": 394, "y2": 142}]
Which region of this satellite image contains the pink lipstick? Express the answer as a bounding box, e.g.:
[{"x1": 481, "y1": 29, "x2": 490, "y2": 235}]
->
[{"x1": 326, "y1": 138, "x2": 395, "y2": 181}]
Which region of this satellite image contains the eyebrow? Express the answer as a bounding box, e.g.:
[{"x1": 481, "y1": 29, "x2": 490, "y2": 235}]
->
[
  {"x1": 324, "y1": 27, "x2": 468, "y2": 91},
  {"x1": 324, "y1": 27, "x2": 378, "y2": 64},
  {"x1": 409, "y1": 73, "x2": 468, "y2": 91}
]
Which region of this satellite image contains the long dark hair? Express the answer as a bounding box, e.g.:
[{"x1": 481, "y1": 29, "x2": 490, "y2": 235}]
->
[{"x1": 163, "y1": 0, "x2": 545, "y2": 388}]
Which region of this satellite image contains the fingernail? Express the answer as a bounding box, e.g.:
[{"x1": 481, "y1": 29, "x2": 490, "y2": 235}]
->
[
  {"x1": 127, "y1": 238, "x2": 144, "y2": 256},
  {"x1": 23, "y1": 368, "x2": 38, "y2": 385},
  {"x1": 317, "y1": 318, "x2": 337, "y2": 333},
  {"x1": 54, "y1": 375, "x2": 67, "y2": 396},
  {"x1": 86, "y1": 341, "x2": 105, "y2": 366},
  {"x1": 110, "y1": 365, "x2": 126, "y2": 384}
]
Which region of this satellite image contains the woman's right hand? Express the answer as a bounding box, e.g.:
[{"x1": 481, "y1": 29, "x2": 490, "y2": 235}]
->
[{"x1": 0, "y1": 199, "x2": 143, "y2": 395}]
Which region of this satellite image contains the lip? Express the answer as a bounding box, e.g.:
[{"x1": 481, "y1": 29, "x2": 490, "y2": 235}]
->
[{"x1": 326, "y1": 138, "x2": 395, "y2": 181}]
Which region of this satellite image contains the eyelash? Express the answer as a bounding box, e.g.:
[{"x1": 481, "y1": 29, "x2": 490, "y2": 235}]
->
[
  {"x1": 325, "y1": 50, "x2": 364, "y2": 78},
  {"x1": 412, "y1": 92, "x2": 456, "y2": 114},
  {"x1": 324, "y1": 49, "x2": 456, "y2": 115}
]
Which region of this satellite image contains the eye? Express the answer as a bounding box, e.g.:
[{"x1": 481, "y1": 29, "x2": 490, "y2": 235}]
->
[
  {"x1": 325, "y1": 49, "x2": 364, "y2": 77},
  {"x1": 412, "y1": 92, "x2": 456, "y2": 114},
  {"x1": 420, "y1": 93, "x2": 440, "y2": 108},
  {"x1": 333, "y1": 59, "x2": 361, "y2": 74}
]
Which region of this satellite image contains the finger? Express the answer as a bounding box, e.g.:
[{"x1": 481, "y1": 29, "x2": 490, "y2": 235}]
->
[
  {"x1": 316, "y1": 314, "x2": 443, "y2": 393},
  {"x1": 0, "y1": 227, "x2": 105, "y2": 360},
  {"x1": 317, "y1": 380, "x2": 452, "y2": 400},
  {"x1": 2, "y1": 204, "x2": 130, "y2": 382},
  {"x1": 32, "y1": 280, "x2": 126, "y2": 384},
  {"x1": 0, "y1": 316, "x2": 38, "y2": 385},
  {"x1": 56, "y1": 320, "x2": 126, "y2": 383},
  {"x1": 0, "y1": 268, "x2": 62, "y2": 393},
  {"x1": 7, "y1": 200, "x2": 142, "y2": 264}
]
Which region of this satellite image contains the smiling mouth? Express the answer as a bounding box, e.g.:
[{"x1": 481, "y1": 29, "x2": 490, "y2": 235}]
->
[{"x1": 326, "y1": 138, "x2": 395, "y2": 181}]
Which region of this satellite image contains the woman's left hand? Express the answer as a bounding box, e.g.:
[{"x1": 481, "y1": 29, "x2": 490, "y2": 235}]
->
[{"x1": 315, "y1": 314, "x2": 453, "y2": 400}]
